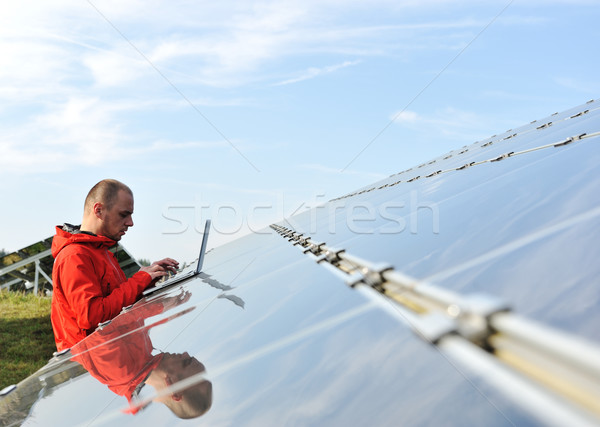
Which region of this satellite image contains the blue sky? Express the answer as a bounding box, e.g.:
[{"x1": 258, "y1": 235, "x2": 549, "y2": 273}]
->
[{"x1": 1, "y1": 0, "x2": 599, "y2": 264}]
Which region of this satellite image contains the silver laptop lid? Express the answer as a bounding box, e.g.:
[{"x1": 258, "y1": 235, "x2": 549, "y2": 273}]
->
[
  {"x1": 195, "y1": 219, "x2": 211, "y2": 273},
  {"x1": 142, "y1": 219, "x2": 211, "y2": 295}
]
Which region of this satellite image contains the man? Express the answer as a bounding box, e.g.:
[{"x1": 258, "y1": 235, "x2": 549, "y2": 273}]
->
[{"x1": 51, "y1": 179, "x2": 179, "y2": 351}]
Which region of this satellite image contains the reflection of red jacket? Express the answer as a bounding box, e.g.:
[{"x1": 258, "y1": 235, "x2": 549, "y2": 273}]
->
[
  {"x1": 71, "y1": 305, "x2": 165, "y2": 404},
  {"x1": 51, "y1": 225, "x2": 152, "y2": 351}
]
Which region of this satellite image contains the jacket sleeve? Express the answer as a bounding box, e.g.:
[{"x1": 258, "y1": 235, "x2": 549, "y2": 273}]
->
[{"x1": 56, "y1": 251, "x2": 152, "y2": 331}]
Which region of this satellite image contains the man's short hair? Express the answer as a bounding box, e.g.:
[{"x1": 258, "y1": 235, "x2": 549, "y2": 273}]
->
[
  {"x1": 84, "y1": 179, "x2": 133, "y2": 212},
  {"x1": 163, "y1": 380, "x2": 213, "y2": 419}
]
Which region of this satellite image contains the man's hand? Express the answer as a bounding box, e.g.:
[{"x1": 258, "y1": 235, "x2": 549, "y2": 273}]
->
[
  {"x1": 151, "y1": 258, "x2": 179, "y2": 274},
  {"x1": 162, "y1": 290, "x2": 192, "y2": 311},
  {"x1": 139, "y1": 264, "x2": 169, "y2": 281},
  {"x1": 139, "y1": 258, "x2": 179, "y2": 281}
]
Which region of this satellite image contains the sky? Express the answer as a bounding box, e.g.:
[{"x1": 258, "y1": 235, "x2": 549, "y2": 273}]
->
[{"x1": 1, "y1": 0, "x2": 599, "y2": 264}]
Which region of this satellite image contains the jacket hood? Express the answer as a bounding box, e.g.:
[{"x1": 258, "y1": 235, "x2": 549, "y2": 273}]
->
[{"x1": 52, "y1": 223, "x2": 116, "y2": 258}]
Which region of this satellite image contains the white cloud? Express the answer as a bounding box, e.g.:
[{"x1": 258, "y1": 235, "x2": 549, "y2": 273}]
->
[
  {"x1": 393, "y1": 110, "x2": 419, "y2": 123},
  {"x1": 83, "y1": 49, "x2": 149, "y2": 88},
  {"x1": 0, "y1": 38, "x2": 76, "y2": 103},
  {"x1": 0, "y1": 97, "x2": 120, "y2": 172},
  {"x1": 554, "y1": 77, "x2": 600, "y2": 95},
  {"x1": 391, "y1": 107, "x2": 504, "y2": 142},
  {"x1": 274, "y1": 60, "x2": 361, "y2": 86},
  {"x1": 300, "y1": 163, "x2": 386, "y2": 181},
  {"x1": 0, "y1": 95, "x2": 233, "y2": 173}
]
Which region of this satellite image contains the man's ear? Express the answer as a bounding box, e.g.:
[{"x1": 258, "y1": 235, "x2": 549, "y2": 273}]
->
[
  {"x1": 164, "y1": 375, "x2": 182, "y2": 401},
  {"x1": 93, "y1": 202, "x2": 104, "y2": 219}
]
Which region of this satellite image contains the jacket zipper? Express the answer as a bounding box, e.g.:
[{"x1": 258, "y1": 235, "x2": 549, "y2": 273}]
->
[{"x1": 104, "y1": 248, "x2": 123, "y2": 280}]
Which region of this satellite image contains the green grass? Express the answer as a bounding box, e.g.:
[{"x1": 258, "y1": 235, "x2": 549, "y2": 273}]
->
[{"x1": 0, "y1": 290, "x2": 56, "y2": 390}]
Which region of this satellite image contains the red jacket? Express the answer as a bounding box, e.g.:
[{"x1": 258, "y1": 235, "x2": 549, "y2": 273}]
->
[
  {"x1": 51, "y1": 225, "x2": 152, "y2": 351},
  {"x1": 70, "y1": 304, "x2": 166, "y2": 409}
]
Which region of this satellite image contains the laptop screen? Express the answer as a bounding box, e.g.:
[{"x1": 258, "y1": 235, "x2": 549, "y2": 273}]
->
[
  {"x1": 142, "y1": 219, "x2": 211, "y2": 295},
  {"x1": 195, "y1": 219, "x2": 211, "y2": 273}
]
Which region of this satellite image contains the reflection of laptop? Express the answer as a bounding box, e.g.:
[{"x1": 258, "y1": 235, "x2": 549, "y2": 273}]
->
[{"x1": 143, "y1": 220, "x2": 211, "y2": 296}]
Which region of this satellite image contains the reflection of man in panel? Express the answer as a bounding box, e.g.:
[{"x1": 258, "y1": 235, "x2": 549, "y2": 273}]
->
[
  {"x1": 51, "y1": 179, "x2": 179, "y2": 351},
  {"x1": 144, "y1": 351, "x2": 211, "y2": 418},
  {"x1": 70, "y1": 293, "x2": 212, "y2": 419}
]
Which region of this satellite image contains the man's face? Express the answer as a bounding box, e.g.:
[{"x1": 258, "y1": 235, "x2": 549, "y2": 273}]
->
[
  {"x1": 99, "y1": 190, "x2": 134, "y2": 241},
  {"x1": 161, "y1": 352, "x2": 206, "y2": 382}
]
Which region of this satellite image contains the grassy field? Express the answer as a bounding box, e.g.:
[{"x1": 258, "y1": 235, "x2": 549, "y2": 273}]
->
[{"x1": 0, "y1": 291, "x2": 56, "y2": 390}]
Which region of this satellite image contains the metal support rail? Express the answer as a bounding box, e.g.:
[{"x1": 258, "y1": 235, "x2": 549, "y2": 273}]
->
[
  {"x1": 331, "y1": 127, "x2": 600, "y2": 202},
  {"x1": 0, "y1": 249, "x2": 53, "y2": 292},
  {"x1": 270, "y1": 223, "x2": 600, "y2": 425}
]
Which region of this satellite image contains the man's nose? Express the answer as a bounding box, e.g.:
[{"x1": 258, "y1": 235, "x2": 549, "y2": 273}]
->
[{"x1": 126, "y1": 216, "x2": 134, "y2": 227}]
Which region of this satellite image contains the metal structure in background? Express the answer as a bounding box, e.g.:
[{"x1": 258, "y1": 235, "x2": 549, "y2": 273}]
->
[
  {"x1": 1, "y1": 99, "x2": 599, "y2": 426},
  {"x1": 0, "y1": 238, "x2": 141, "y2": 294},
  {"x1": 0, "y1": 238, "x2": 54, "y2": 294}
]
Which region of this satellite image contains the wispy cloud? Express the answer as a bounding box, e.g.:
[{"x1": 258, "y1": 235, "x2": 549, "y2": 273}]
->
[
  {"x1": 300, "y1": 163, "x2": 386, "y2": 181},
  {"x1": 0, "y1": 1, "x2": 528, "y2": 93},
  {"x1": 0, "y1": 95, "x2": 232, "y2": 173},
  {"x1": 553, "y1": 77, "x2": 600, "y2": 95},
  {"x1": 391, "y1": 107, "x2": 505, "y2": 142},
  {"x1": 274, "y1": 60, "x2": 361, "y2": 86}
]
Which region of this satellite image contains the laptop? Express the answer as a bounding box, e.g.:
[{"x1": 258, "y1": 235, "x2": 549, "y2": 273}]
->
[{"x1": 143, "y1": 219, "x2": 211, "y2": 296}]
